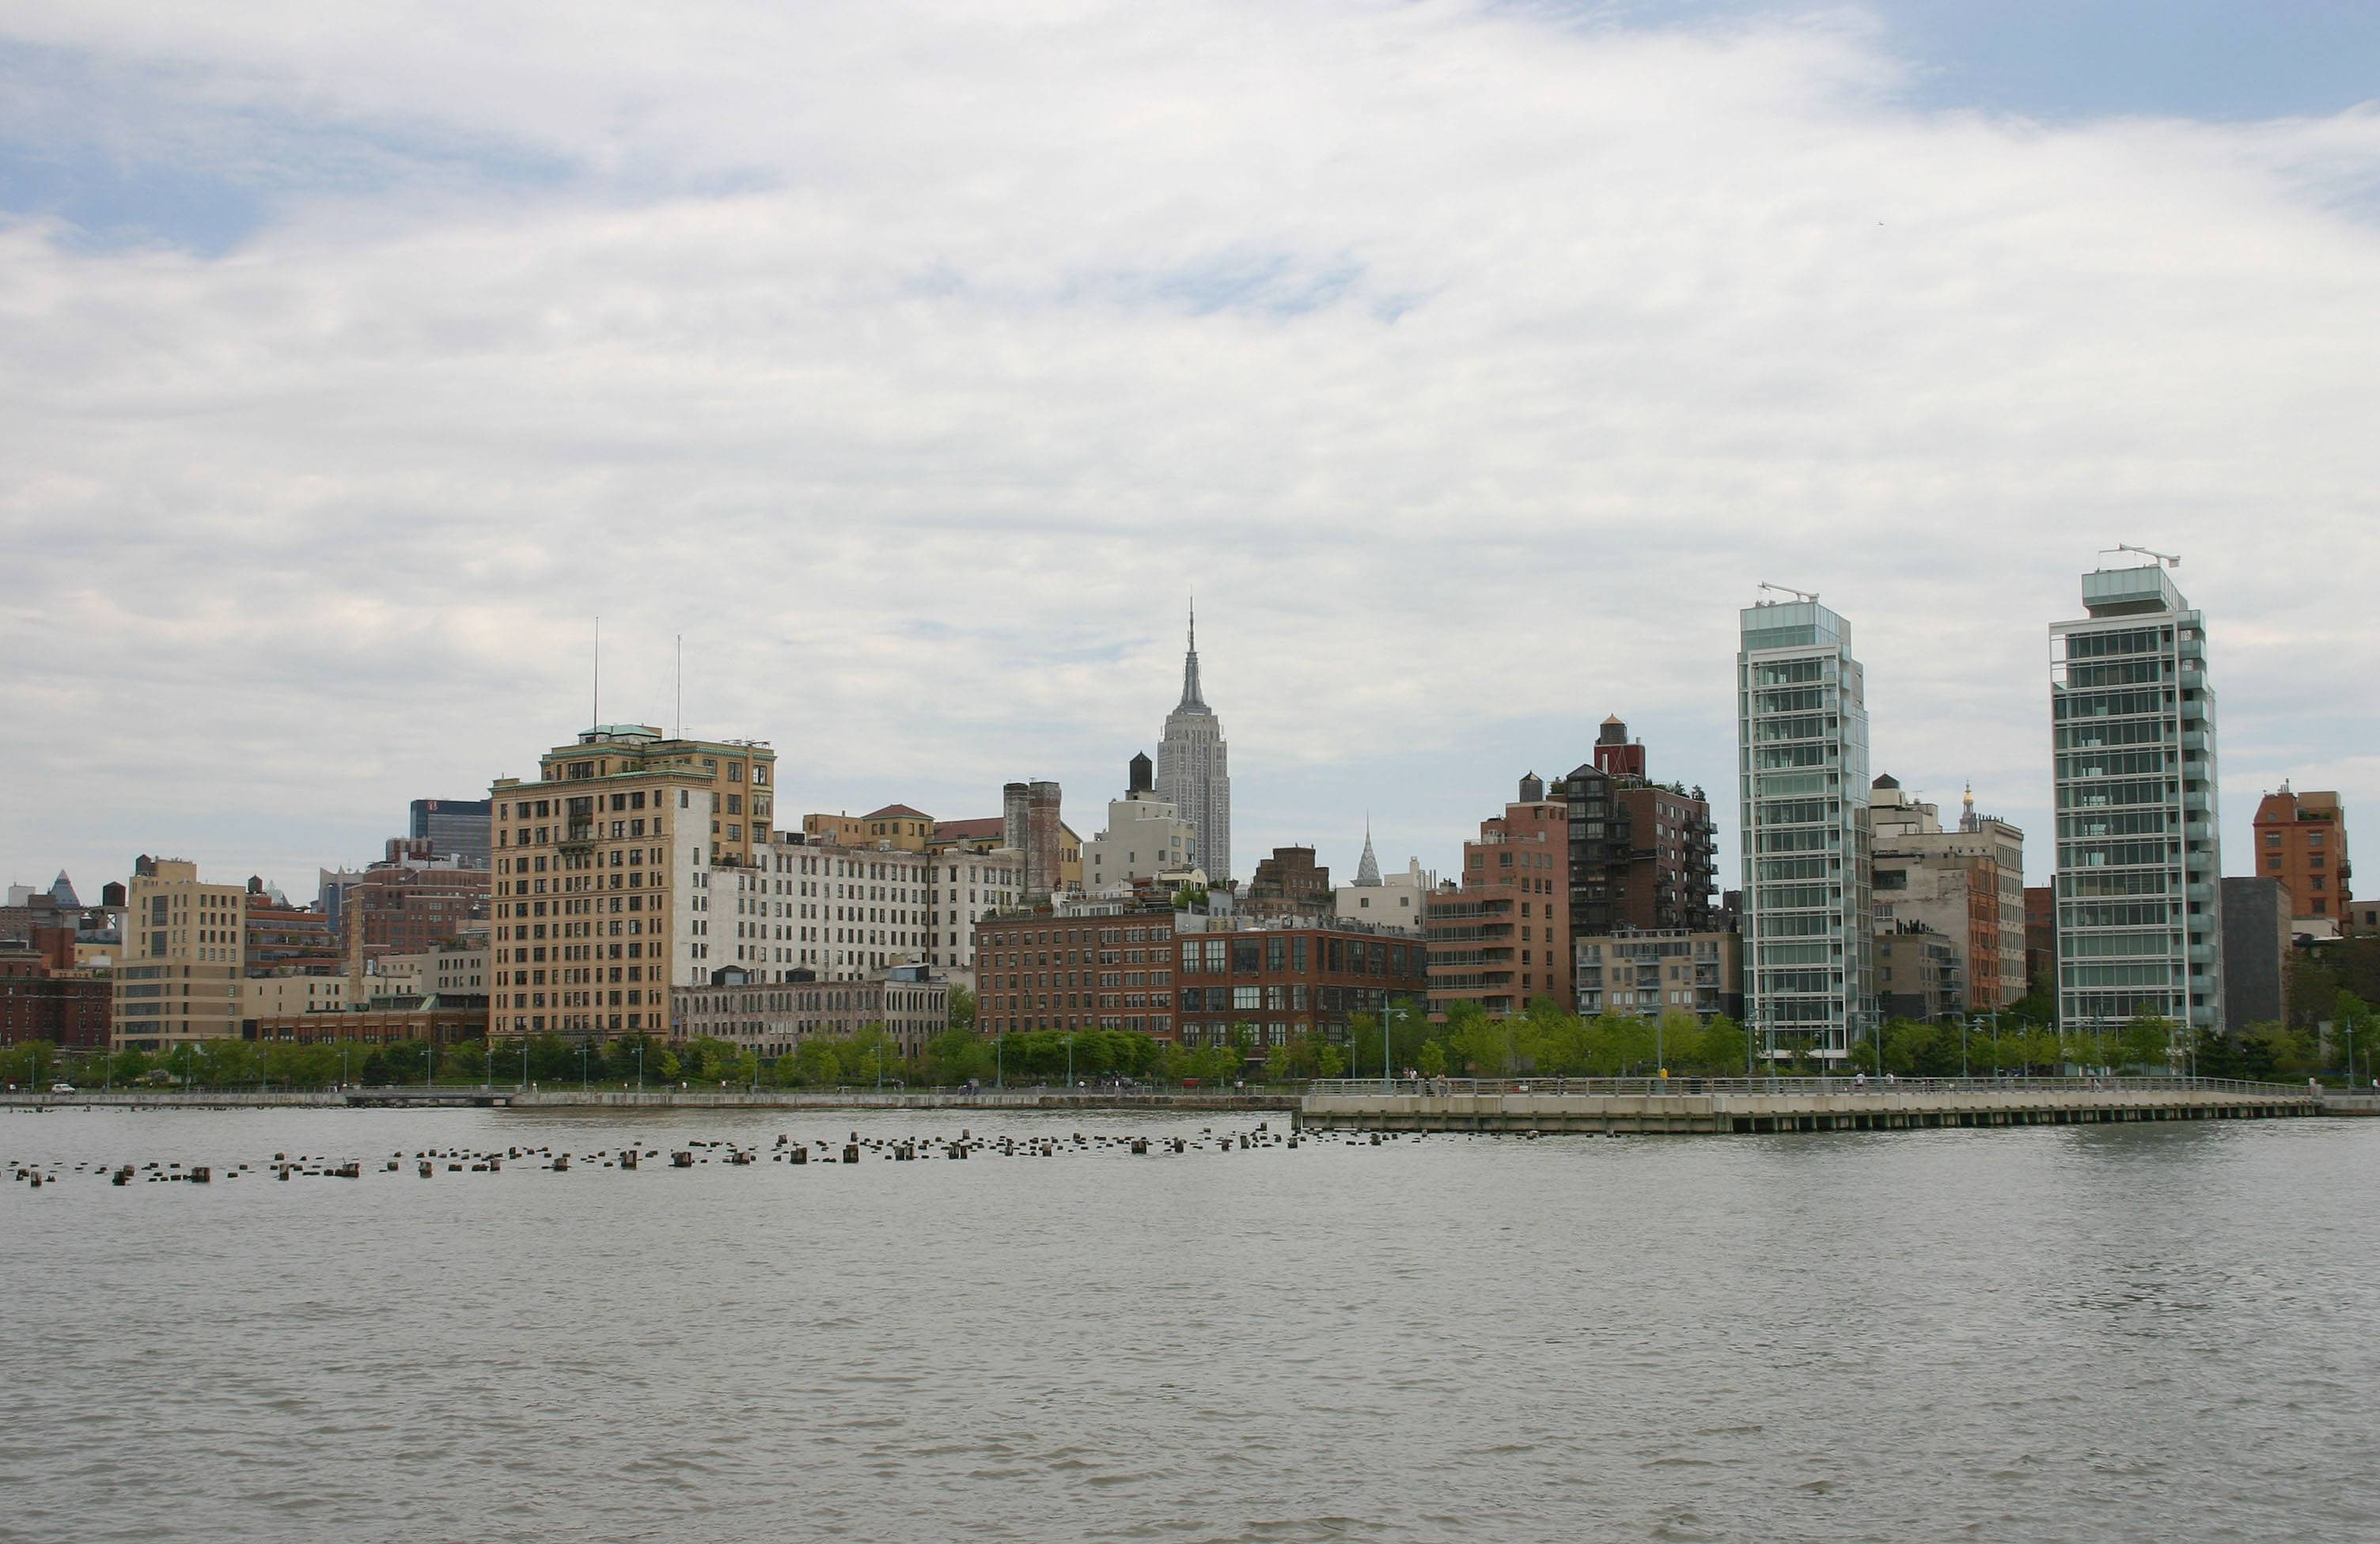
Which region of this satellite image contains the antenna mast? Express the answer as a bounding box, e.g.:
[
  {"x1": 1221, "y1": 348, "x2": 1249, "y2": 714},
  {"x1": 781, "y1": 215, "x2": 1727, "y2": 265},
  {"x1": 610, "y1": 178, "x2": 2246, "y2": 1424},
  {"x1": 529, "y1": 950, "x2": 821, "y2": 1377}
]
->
[
  {"x1": 593, "y1": 616, "x2": 601, "y2": 728},
  {"x1": 676, "y1": 634, "x2": 683, "y2": 740}
]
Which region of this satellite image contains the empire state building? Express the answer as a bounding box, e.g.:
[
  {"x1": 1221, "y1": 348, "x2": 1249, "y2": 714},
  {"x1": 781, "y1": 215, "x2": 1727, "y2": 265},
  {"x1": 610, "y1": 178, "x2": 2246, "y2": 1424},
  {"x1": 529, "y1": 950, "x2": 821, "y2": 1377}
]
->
[{"x1": 1156, "y1": 605, "x2": 1231, "y2": 884}]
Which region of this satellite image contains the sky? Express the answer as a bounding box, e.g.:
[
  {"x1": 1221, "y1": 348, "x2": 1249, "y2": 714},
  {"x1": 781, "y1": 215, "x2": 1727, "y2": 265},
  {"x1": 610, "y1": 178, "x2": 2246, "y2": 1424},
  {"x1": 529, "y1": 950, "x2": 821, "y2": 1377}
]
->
[{"x1": 3, "y1": 0, "x2": 2377, "y2": 906}]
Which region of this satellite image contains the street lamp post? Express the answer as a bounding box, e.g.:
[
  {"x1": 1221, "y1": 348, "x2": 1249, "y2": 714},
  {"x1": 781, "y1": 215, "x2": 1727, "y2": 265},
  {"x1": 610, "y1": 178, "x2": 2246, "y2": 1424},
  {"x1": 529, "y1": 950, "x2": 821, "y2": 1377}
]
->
[
  {"x1": 521, "y1": 1036, "x2": 529, "y2": 1092},
  {"x1": 635, "y1": 1041, "x2": 644, "y2": 1094},
  {"x1": 1065, "y1": 1034, "x2": 1074, "y2": 1090},
  {"x1": 579, "y1": 1043, "x2": 588, "y2": 1092}
]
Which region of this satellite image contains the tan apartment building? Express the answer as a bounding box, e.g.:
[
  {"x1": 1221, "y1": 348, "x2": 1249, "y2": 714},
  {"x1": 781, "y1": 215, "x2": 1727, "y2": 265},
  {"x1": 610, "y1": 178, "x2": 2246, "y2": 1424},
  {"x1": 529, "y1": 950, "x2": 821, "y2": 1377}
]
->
[
  {"x1": 1575, "y1": 929, "x2": 1743, "y2": 1024},
  {"x1": 489, "y1": 724, "x2": 773, "y2": 1041},
  {"x1": 113, "y1": 857, "x2": 247, "y2": 1050}
]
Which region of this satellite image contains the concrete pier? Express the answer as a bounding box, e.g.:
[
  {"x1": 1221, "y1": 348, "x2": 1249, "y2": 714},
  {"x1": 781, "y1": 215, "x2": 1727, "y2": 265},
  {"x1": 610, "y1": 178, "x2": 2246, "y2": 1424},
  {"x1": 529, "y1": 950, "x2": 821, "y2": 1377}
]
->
[{"x1": 1298, "y1": 1077, "x2": 2323, "y2": 1135}]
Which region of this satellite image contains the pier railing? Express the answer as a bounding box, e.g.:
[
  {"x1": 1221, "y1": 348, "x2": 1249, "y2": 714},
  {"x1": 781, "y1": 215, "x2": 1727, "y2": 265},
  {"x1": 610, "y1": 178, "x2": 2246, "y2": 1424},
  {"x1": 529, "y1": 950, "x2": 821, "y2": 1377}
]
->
[{"x1": 1305, "y1": 1075, "x2": 2317, "y2": 1099}]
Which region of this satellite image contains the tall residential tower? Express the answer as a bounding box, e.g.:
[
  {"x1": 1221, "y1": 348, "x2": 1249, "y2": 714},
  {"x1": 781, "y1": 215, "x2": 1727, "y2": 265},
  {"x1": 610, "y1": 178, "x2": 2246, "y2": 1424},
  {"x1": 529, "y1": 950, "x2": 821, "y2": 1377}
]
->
[
  {"x1": 2050, "y1": 561, "x2": 2223, "y2": 1039},
  {"x1": 1156, "y1": 605, "x2": 1231, "y2": 884},
  {"x1": 1738, "y1": 596, "x2": 1874, "y2": 1061}
]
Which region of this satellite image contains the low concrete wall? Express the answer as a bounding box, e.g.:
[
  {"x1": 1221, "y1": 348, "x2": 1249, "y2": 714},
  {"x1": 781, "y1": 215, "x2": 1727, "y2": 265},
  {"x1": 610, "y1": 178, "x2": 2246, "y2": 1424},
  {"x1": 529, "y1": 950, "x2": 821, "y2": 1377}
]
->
[
  {"x1": 0, "y1": 1091, "x2": 346, "y2": 1110},
  {"x1": 1301, "y1": 1084, "x2": 2321, "y2": 1135}
]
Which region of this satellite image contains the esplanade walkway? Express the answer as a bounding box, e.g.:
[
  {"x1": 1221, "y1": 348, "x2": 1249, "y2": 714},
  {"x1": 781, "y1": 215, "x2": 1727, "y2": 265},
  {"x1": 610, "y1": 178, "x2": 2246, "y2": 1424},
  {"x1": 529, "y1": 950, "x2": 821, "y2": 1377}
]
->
[{"x1": 1297, "y1": 1075, "x2": 2325, "y2": 1135}]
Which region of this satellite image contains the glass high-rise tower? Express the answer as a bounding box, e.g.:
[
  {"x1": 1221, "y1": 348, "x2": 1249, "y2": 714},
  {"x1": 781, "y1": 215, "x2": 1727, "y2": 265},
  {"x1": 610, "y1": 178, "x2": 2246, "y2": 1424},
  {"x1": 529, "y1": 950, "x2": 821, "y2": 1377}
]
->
[
  {"x1": 2050, "y1": 563, "x2": 2223, "y2": 1041},
  {"x1": 1738, "y1": 596, "x2": 1874, "y2": 1062}
]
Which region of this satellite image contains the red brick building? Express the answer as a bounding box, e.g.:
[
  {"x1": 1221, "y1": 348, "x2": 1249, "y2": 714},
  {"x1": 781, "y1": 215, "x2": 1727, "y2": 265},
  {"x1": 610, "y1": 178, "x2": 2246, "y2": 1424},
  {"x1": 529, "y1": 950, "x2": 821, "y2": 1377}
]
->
[
  {"x1": 1428, "y1": 775, "x2": 1574, "y2": 1019},
  {"x1": 340, "y1": 865, "x2": 491, "y2": 959},
  {"x1": 1241, "y1": 846, "x2": 1330, "y2": 921},
  {"x1": 1559, "y1": 717, "x2": 1719, "y2": 937},
  {"x1": 972, "y1": 905, "x2": 1427, "y2": 1048},
  {"x1": 0, "y1": 949, "x2": 112, "y2": 1050},
  {"x1": 2253, "y1": 785, "x2": 2351, "y2": 927}
]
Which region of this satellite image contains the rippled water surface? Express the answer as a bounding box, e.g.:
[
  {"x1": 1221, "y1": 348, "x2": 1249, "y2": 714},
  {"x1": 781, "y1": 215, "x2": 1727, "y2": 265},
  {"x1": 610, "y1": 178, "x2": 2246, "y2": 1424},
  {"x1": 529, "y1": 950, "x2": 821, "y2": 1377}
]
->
[{"x1": 5, "y1": 1107, "x2": 2378, "y2": 1543}]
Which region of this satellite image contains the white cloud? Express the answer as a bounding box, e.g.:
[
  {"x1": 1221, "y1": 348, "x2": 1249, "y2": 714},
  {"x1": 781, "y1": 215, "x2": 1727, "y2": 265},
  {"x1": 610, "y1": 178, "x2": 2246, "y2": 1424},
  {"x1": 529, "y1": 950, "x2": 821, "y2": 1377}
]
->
[{"x1": 2, "y1": 1, "x2": 2378, "y2": 899}]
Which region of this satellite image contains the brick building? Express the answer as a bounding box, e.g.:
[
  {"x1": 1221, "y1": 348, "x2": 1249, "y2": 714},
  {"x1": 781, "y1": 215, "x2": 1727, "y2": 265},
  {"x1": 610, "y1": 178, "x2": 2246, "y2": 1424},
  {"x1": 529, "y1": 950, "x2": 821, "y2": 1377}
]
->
[
  {"x1": 340, "y1": 864, "x2": 491, "y2": 959},
  {"x1": 1427, "y1": 775, "x2": 1574, "y2": 1019},
  {"x1": 252, "y1": 1000, "x2": 491, "y2": 1047},
  {"x1": 0, "y1": 948, "x2": 111, "y2": 1050},
  {"x1": 1558, "y1": 717, "x2": 1719, "y2": 938},
  {"x1": 2253, "y1": 785, "x2": 2351, "y2": 931},
  {"x1": 673, "y1": 966, "x2": 949, "y2": 1058},
  {"x1": 973, "y1": 904, "x2": 1427, "y2": 1048},
  {"x1": 974, "y1": 904, "x2": 1182, "y2": 1039},
  {"x1": 1241, "y1": 846, "x2": 1330, "y2": 920}
]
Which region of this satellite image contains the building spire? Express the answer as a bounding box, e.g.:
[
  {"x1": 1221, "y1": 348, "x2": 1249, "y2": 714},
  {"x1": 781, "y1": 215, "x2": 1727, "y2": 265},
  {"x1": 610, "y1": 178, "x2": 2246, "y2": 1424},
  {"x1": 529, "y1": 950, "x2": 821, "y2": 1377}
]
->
[
  {"x1": 1177, "y1": 596, "x2": 1207, "y2": 710},
  {"x1": 1355, "y1": 815, "x2": 1381, "y2": 887}
]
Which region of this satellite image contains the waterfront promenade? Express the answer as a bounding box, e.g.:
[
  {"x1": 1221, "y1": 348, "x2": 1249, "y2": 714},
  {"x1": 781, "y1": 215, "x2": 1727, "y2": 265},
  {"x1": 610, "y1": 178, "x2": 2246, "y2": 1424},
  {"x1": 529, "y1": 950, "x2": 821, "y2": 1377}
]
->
[{"x1": 1298, "y1": 1076, "x2": 2326, "y2": 1134}]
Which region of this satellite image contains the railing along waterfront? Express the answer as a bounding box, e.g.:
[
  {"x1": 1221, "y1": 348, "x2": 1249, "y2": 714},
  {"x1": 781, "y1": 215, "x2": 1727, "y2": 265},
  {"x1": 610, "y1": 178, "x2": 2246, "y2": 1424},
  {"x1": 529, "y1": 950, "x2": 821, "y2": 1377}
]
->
[{"x1": 1304, "y1": 1075, "x2": 2317, "y2": 1099}]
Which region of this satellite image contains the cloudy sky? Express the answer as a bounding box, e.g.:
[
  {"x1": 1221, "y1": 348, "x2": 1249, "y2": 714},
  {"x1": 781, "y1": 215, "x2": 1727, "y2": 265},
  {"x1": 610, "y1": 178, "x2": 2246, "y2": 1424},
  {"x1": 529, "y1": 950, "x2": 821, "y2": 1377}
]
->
[{"x1": 4, "y1": 0, "x2": 2376, "y2": 904}]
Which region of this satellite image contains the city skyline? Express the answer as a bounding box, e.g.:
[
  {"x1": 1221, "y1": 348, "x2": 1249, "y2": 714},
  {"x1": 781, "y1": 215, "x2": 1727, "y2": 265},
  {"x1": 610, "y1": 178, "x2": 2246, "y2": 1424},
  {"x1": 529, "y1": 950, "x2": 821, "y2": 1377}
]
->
[
  {"x1": 9, "y1": 553, "x2": 2348, "y2": 912},
  {"x1": 5, "y1": 3, "x2": 2376, "y2": 908}
]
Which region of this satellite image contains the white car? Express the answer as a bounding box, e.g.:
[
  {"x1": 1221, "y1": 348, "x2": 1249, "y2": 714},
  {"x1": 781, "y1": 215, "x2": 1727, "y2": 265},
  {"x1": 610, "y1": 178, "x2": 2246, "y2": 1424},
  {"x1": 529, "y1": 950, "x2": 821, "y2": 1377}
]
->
[{"x1": 49, "y1": 1082, "x2": 76, "y2": 1094}]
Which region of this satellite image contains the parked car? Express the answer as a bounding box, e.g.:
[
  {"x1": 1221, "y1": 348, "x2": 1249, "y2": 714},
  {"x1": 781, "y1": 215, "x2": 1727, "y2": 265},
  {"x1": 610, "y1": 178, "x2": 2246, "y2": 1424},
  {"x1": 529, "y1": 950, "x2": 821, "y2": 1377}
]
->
[{"x1": 49, "y1": 1082, "x2": 76, "y2": 1094}]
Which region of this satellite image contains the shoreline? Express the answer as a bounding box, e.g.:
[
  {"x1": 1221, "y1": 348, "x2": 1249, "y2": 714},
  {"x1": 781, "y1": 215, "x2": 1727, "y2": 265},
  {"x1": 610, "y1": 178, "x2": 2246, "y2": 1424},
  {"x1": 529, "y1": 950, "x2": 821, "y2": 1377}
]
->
[{"x1": 1, "y1": 1089, "x2": 1302, "y2": 1113}]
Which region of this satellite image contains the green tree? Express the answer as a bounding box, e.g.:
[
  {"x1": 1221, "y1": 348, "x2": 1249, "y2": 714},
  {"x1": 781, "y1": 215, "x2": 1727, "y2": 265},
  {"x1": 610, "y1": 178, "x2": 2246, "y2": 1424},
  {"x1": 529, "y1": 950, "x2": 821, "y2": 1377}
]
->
[
  {"x1": 2192, "y1": 1027, "x2": 2247, "y2": 1080},
  {"x1": 194, "y1": 1039, "x2": 256, "y2": 1088},
  {"x1": 1344, "y1": 1012, "x2": 1379, "y2": 1077},
  {"x1": 839, "y1": 1024, "x2": 897, "y2": 1084},
  {"x1": 1, "y1": 1039, "x2": 59, "y2": 1088},
  {"x1": 528, "y1": 1034, "x2": 576, "y2": 1081},
  {"x1": 2114, "y1": 1015, "x2": 2177, "y2": 1072},
  {"x1": 924, "y1": 1027, "x2": 991, "y2": 1085},
  {"x1": 792, "y1": 1039, "x2": 844, "y2": 1086},
  {"x1": 109, "y1": 1046, "x2": 153, "y2": 1086},
  {"x1": 1415, "y1": 1039, "x2": 1449, "y2": 1078},
  {"x1": 946, "y1": 984, "x2": 977, "y2": 1035},
  {"x1": 1314, "y1": 1042, "x2": 1345, "y2": 1078},
  {"x1": 447, "y1": 1037, "x2": 490, "y2": 1079}
]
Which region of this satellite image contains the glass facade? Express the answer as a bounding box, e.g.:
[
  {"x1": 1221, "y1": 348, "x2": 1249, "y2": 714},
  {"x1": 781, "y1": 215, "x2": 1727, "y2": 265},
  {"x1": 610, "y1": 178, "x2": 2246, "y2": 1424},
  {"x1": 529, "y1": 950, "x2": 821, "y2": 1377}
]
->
[
  {"x1": 2049, "y1": 566, "x2": 2223, "y2": 1036},
  {"x1": 1738, "y1": 600, "x2": 1873, "y2": 1059}
]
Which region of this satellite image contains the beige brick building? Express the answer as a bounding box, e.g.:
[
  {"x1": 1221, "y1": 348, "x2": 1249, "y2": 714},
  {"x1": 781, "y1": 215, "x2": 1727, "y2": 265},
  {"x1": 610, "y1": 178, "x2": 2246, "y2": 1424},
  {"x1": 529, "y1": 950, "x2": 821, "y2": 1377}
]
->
[
  {"x1": 489, "y1": 725, "x2": 775, "y2": 1040},
  {"x1": 113, "y1": 857, "x2": 247, "y2": 1050}
]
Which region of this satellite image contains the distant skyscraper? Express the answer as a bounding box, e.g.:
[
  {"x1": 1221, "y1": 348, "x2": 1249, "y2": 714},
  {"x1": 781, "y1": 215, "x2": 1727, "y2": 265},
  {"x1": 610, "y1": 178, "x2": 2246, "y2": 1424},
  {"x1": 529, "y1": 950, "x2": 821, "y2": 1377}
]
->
[
  {"x1": 1156, "y1": 604, "x2": 1231, "y2": 884},
  {"x1": 1738, "y1": 595, "x2": 1874, "y2": 1062},
  {"x1": 2050, "y1": 560, "x2": 2223, "y2": 1039},
  {"x1": 410, "y1": 797, "x2": 493, "y2": 868}
]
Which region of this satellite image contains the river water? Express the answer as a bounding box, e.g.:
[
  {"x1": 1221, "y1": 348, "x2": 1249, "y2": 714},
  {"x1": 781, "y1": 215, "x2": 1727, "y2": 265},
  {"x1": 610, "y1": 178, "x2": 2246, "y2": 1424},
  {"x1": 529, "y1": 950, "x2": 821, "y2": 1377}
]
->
[{"x1": 3, "y1": 1107, "x2": 2376, "y2": 1543}]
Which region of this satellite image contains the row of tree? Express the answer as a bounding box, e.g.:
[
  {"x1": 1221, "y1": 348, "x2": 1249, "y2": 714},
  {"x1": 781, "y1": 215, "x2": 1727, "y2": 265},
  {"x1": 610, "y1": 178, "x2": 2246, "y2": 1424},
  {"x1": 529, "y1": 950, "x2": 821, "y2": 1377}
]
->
[{"x1": 11, "y1": 990, "x2": 2371, "y2": 1094}]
